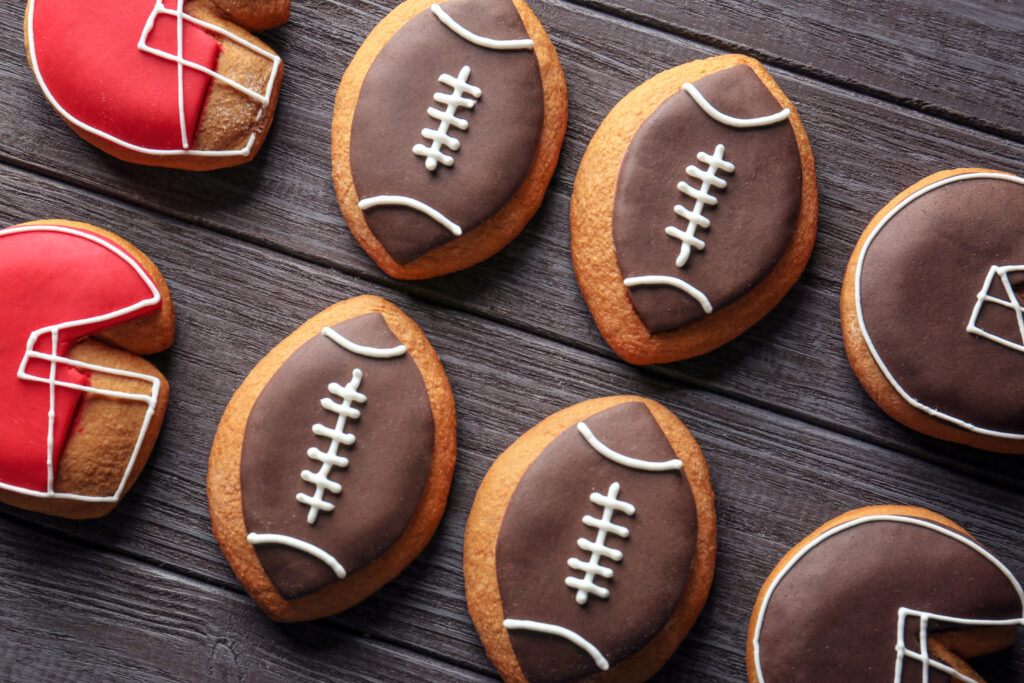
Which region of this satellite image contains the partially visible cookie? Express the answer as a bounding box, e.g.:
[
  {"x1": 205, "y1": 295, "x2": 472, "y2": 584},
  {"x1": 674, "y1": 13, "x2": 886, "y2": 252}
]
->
[
  {"x1": 465, "y1": 396, "x2": 716, "y2": 682},
  {"x1": 748, "y1": 505, "x2": 1024, "y2": 682},
  {"x1": 25, "y1": 0, "x2": 288, "y2": 170},
  {"x1": 572, "y1": 54, "x2": 817, "y2": 364},
  {"x1": 332, "y1": 0, "x2": 567, "y2": 279},
  {"x1": 841, "y1": 169, "x2": 1024, "y2": 453},
  {"x1": 0, "y1": 220, "x2": 174, "y2": 518},
  {"x1": 208, "y1": 295, "x2": 456, "y2": 621}
]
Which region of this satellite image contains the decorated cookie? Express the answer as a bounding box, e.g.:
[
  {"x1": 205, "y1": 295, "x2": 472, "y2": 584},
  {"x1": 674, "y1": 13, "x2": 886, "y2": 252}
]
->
[
  {"x1": 0, "y1": 220, "x2": 174, "y2": 519},
  {"x1": 841, "y1": 169, "x2": 1024, "y2": 453},
  {"x1": 332, "y1": 0, "x2": 567, "y2": 279},
  {"x1": 207, "y1": 296, "x2": 456, "y2": 621},
  {"x1": 571, "y1": 54, "x2": 817, "y2": 364},
  {"x1": 25, "y1": 0, "x2": 288, "y2": 170},
  {"x1": 465, "y1": 396, "x2": 716, "y2": 682},
  {"x1": 748, "y1": 506, "x2": 1024, "y2": 682}
]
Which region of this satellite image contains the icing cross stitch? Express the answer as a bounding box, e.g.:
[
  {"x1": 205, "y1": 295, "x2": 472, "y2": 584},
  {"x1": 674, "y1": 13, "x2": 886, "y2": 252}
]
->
[
  {"x1": 413, "y1": 65, "x2": 481, "y2": 171},
  {"x1": 566, "y1": 481, "x2": 635, "y2": 605}
]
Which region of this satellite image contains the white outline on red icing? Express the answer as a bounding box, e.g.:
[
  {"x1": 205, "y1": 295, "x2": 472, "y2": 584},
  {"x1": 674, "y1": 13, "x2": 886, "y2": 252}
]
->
[{"x1": 1, "y1": 225, "x2": 162, "y2": 502}]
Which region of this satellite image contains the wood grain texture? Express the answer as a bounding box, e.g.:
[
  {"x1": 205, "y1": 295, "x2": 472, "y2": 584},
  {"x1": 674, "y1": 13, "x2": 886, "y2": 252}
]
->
[{"x1": 0, "y1": 0, "x2": 1022, "y2": 679}]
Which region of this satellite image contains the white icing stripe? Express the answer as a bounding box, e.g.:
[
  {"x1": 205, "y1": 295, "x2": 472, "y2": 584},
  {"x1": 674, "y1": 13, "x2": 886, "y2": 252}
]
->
[
  {"x1": 430, "y1": 4, "x2": 535, "y2": 51},
  {"x1": 681, "y1": 81, "x2": 791, "y2": 128},
  {"x1": 297, "y1": 368, "x2": 366, "y2": 525},
  {"x1": 670, "y1": 143, "x2": 735, "y2": 268},
  {"x1": 565, "y1": 481, "x2": 634, "y2": 605},
  {"x1": 576, "y1": 422, "x2": 683, "y2": 471},
  {"x1": 503, "y1": 619, "x2": 609, "y2": 671},
  {"x1": 1, "y1": 225, "x2": 162, "y2": 503},
  {"x1": 966, "y1": 265, "x2": 1024, "y2": 354},
  {"x1": 321, "y1": 326, "x2": 407, "y2": 359},
  {"x1": 853, "y1": 171, "x2": 1024, "y2": 439},
  {"x1": 751, "y1": 514, "x2": 1024, "y2": 683},
  {"x1": 246, "y1": 533, "x2": 347, "y2": 580},
  {"x1": 357, "y1": 196, "x2": 463, "y2": 237},
  {"x1": 623, "y1": 275, "x2": 713, "y2": 315},
  {"x1": 413, "y1": 65, "x2": 481, "y2": 171},
  {"x1": 26, "y1": 0, "x2": 280, "y2": 157}
]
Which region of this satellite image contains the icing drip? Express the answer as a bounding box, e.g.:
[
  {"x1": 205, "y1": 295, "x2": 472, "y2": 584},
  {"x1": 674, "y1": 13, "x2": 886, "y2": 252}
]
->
[
  {"x1": 412, "y1": 65, "x2": 481, "y2": 171},
  {"x1": 966, "y1": 265, "x2": 1024, "y2": 354},
  {"x1": 669, "y1": 144, "x2": 735, "y2": 268},
  {"x1": 296, "y1": 368, "x2": 366, "y2": 525},
  {"x1": 565, "y1": 481, "x2": 635, "y2": 605}
]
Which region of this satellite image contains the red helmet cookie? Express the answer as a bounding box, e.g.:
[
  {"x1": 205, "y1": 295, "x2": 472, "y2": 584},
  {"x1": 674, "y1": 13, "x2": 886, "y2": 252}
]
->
[{"x1": 0, "y1": 222, "x2": 173, "y2": 517}]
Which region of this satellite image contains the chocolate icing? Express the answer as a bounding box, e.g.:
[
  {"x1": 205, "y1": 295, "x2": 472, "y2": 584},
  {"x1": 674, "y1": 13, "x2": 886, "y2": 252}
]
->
[
  {"x1": 495, "y1": 402, "x2": 697, "y2": 682},
  {"x1": 612, "y1": 65, "x2": 802, "y2": 332},
  {"x1": 350, "y1": 0, "x2": 544, "y2": 264},
  {"x1": 756, "y1": 516, "x2": 1023, "y2": 682},
  {"x1": 859, "y1": 176, "x2": 1024, "y2": 435},
  {"x1": 240, "y1": 313, "x2": 434, "y2": 599}
]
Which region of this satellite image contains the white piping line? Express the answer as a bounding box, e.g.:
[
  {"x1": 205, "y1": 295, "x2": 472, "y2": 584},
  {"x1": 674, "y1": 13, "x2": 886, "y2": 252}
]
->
[
  {"x1": 965, "y1": 265, "x2": 1024, "y2": 354},
  {"x1": 503, "y1": 619, "x2": 609, "y2": 671},
  {"x1": 853, "y1": 171, "x2": 1024, "y2": 439},
  {"x1": 751, "y1": 514, "x2": 1024, "y2": 682},
  {"x1": 430, "y1": 4, "x2": 534, "y2": 51},
  {"x1": 1, "y1": 225, "x2": 162, "y2": 502},
  {"x1": 358, "y1": 195, "x2": 463, "y2": 236},
  {"x1": 321, "y1": 326, "x2": 407, "y2": 359},
  {"x1": 624, "y1": 275, "x2": 713, "y2": 315},
  {"x1": 576, "y1": 422, "x2": 682, "y2": 471},
  {"x1": 247, "y1": 533, "x2": 347, "y2": 580},
  {"x1": 681, "y1": 82, "x2": 790, "y2": 128},
  {"x1": 26, "y1": 0, "x2": 279, "y2": 157}
]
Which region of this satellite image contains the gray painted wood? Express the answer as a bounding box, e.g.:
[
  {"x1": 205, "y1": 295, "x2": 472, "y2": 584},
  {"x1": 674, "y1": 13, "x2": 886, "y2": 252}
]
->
[{"x1": 0, "y1": 0, "x2": 1021, "y2": 680}]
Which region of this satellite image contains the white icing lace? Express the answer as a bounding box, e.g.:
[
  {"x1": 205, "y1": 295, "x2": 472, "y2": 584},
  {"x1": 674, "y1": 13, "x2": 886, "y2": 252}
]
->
[
  {"x1": 668, "y1": 143, "x2": 735, "y2": 268},
  {"x1": 413, "y1": 65, "x2": 481, "y2": 171},
  {"x1": 296, "y1": 368, "x2": 366, "y2": 525},
  {"x1": 565, "y1": 481, "x2": 635, "y2": 605}
]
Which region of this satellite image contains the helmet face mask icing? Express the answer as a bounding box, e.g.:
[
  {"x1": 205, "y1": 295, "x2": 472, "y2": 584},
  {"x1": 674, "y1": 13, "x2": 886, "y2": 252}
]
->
[{"x1": 0, "y1": 225, "x2": 164, "y2": 502}]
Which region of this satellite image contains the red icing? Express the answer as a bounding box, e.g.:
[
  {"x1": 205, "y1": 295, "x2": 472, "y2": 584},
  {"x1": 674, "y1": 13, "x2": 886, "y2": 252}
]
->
[
  {"x1": 0, "y1": 226, "x2": 163, "y2": 493},
  {"x1": 30, "y1": 0, "x2": 221, "y2": 151}
]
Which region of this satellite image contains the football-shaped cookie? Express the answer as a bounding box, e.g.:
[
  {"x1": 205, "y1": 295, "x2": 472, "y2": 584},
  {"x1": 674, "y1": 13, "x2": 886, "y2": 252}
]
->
[
  {"x1": 748, "y1": 506, "x2": 1024, "y2": 682},
  {"x1": 571, "y1": 54, "x2": 817, "y2": 364},
  {"x1": 25, "y1": 0, "x2": 287, "y2": 170},
  {"x1": 208, "y1": 295, "x2": 456, "y2": 621},
  {"x1": 332, "y1": 0, "x2": 567, "y2": 279},
  {"x1": 0, "y1": 220, "x2": 174, "y2": 518},
  {"x1": 465, "y1": 396, "x2": 716, "y2": 682},
  {"x1": 842, "y1": 169, "x2": 1024, "y2": 453}
]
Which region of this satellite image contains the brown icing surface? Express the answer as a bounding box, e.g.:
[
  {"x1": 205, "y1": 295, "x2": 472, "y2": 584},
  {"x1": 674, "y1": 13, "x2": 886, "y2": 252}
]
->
[
  {"x1": 495, "y1": 402, "x2": 697, "y2": 682},
  {"x1": 612, "y1": 64, "x2": 802, "y2": 332},
  {"x1": 240, "y1": 313, "x2": 434, "y2": 599},
  {"x1": 350, "y1": 0, "x2": 544, "y2": 264},
  {"x1": 859, "y1": 175, "x2": 1024, "y2": 436},
  {"x1": 756, "y1": 517, "x2": 1023, "y2": 682}
]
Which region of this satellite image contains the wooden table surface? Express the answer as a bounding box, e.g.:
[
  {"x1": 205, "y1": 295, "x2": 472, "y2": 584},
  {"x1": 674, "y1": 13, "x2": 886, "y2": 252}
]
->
[{"x1": 1, "y1": 0, "x2": 1022, "y2": 680}]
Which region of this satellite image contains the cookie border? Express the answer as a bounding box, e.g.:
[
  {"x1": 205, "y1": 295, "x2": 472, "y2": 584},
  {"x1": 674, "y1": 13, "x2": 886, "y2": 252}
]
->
[
  {"x1": 571, "y1": 54, "x2": 817, "y2": 364},
  {"x1": 464, "y1": 395, "x2": 716, "y2": 682},
  {"x1": 331, "y1": 0, "x2": 568, "y2": 280},
  {"x1": 207, "y1": 294, "x2": 457, "y2": 621}
]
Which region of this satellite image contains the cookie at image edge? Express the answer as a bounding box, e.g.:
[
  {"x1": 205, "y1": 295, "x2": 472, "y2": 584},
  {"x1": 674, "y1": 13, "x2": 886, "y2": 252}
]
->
[{"x1": 465, "y1": 396, "x2": 716, "y2": 682}]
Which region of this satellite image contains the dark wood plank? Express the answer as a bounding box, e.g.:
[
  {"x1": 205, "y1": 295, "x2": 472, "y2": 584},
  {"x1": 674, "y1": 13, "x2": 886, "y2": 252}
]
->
[
  {"x1": 561, "y1": 0, "x2": 1024, "y2": 141},
  {"x1": 0, "y1": 165, "x2": 1021, "y2": 679},
  {"x1": 2, "y1": 0, "x2": 1022, "y2": 484}
]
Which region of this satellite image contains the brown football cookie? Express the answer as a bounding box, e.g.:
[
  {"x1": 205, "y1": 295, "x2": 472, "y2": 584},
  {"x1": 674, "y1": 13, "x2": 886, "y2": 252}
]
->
[
  {"x1": 208, "y1": 295, "x2": 457, "y2": 621},
  {"x1": 571, "y1": 54, "x2": 817, "y2": 364},
  {"x1": 748, "y1": 505, "x2": 1024, "y2": 682},
  {"x1": 332, "y1": 0, "x2": 568, "y2": 279},
  {"x1": 25, "y1": 0, "x2": 287, "y2": 170},
  {"x1": 841, "y1": 169, "x2": 1024, "y2": 453},
  {"x1": 465, "y1": 396, "x2": 716, "y2": 682},
  {"x1": 0, "y1": 220, "x2": 174, "y2": 519}
]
